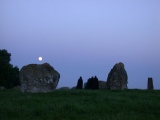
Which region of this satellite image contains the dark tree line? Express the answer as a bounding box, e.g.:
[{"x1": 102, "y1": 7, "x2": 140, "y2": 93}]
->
[{"x1": 0, "y1": 49, "x2": 20, "y2": 88}]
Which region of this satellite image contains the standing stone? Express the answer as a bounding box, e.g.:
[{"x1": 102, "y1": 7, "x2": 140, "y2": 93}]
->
[
  {"x1": 147, "y1": 77, "x2": 154, "y2": 90},
  {"x1": 20, "y1": 63, "x2": 60, "y2": 93},
  {"x1": 107, "y1": 62, "x2": 128, "y2": 90}
]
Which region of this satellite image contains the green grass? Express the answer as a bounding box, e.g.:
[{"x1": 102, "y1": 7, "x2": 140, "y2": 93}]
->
[{"x1": 0, "y1": 89, "x2": 160, "y2": 120}]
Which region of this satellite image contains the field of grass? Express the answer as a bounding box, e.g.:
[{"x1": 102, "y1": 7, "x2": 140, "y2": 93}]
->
[{"x1": 0, "y1": 89, "x2": 160, "y2": 120}]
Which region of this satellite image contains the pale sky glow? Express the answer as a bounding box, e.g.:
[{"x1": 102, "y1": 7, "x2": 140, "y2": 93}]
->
[{"x1": 0, "y1": 0, "x2": 160, "y2": 89}]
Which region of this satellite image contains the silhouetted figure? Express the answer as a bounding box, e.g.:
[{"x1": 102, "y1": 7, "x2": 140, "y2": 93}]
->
[
  {"x1": 95, "y1": 76, "x2": 99, "y2": 89},
  {"x1": 92, "y1": 76, "x2": 99, "y2": 90},
  {"x1": 76, "y1": 76, "x2": 83, "y2": 89},
  {"x1": 85, "y1": 78, "x2": 92, "y2": 89},
  {"x1": 147, "y1": 77, "x2": 154, "y2": 90},
  {"x1": 85, "y1": 76, "x2": 99, "y2": 90}
]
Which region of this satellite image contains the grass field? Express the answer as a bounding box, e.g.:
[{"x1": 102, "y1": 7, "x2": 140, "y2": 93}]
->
[{"x1": 0, "y1": 89, "x2": 160, "y2": 120}]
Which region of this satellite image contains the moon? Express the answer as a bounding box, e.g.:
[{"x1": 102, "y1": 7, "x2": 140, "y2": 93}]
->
[{"x1": 38, "y1": 57, "x2": 42, "y2": 61}]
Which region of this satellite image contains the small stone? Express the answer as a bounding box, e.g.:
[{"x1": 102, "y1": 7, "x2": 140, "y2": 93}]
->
[
  {"x1": 98, "y1": 80, "x2": 107, "y2": 89},
  {"x1": 147, "y1": 77, "x2": 154, "y2": 90},
  {"x1": 71, "y1": 86, "x2": 76, "y2": 90},
  {"x1": 59, "y1": 87, "x2": 70, "y2": 90}
]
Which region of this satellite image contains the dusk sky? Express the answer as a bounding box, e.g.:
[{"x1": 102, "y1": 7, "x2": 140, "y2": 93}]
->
[{"x1": 1, "y1": 0, "x2": 160, "y2": 89}]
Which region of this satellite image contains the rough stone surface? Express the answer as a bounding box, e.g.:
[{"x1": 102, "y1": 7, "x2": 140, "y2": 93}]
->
[
  {"x1": 107, "y1": 62, "x2": 128, "y2": 90},
  {"x1": 147, "y1": 77, "x2": 154, "y2": 90},
  {"x1": 98, "y1": 80, "x2": 107, "y2": 89},
  {"x1": 20, "y1": 63, "x2": 60, "y2": 93}
]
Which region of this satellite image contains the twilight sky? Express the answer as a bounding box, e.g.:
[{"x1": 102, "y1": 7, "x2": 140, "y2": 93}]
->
[{"x1": 0, "y1": 0, "x2": 160, "y2": 89}]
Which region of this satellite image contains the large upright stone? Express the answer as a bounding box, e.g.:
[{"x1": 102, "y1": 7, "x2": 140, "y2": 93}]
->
[
  {"x1": 20, "y1": 63, "x2": 60, "y2": 93},
  {"x1": 107, "y1": 62, "x2": 128, "y2": 89},
  {"x1": 147, "y1": 77, "x2": 154, "y2": 90}
]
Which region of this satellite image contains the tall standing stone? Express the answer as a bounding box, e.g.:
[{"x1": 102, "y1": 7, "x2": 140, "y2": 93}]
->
[
  {"x1": 147, "y1": 77, "x2": 154, "y2": 90},
  {"x1": 107, "y1": 62, "x2": 128, "y2": 90}
]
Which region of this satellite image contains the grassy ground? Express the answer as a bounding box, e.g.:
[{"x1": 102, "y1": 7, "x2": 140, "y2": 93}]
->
[{"x1": 0, "y1": 89, "x2": 160, "y2": 120}]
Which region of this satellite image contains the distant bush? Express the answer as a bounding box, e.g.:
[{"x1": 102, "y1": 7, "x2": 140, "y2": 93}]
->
[{"x1": 85, "y1": 77, "x2": 92, "y2": 89}]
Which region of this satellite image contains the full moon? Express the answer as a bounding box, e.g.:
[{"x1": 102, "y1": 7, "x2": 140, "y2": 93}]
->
[{"x1": 38, "y1": 57, "x2": 42, "y2": 61}]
